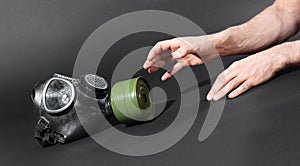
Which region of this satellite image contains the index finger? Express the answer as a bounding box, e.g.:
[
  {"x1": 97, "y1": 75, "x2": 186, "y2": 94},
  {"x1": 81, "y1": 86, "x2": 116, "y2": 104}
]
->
[{"x1": 147, "y1": 39, "x2": 178, "y2": 61}]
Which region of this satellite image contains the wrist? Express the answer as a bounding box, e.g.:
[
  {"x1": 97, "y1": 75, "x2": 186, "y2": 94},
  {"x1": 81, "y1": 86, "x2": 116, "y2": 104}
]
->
[
  {"x1": 207, "y1": 27, "x2": 243, "y2": 56},
  {"x1": 283, "y1": 40, "x2": 300, "y2": 67},
  {"x1": 263, "y1": 42, "x2": 298, "y2": 72},
  {"x1": 207, "y1": 31, "x2": 228, "y2": 56}
]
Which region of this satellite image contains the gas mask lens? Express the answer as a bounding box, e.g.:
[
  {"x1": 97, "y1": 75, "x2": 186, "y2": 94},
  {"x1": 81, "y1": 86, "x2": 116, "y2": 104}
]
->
[{"x1": 43, "y1": 78, "x2": 75, "y2": 114}]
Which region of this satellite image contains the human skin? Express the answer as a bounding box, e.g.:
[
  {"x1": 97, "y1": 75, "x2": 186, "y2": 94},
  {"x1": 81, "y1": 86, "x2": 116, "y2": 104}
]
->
[{"x1": 143, "y1": 0, "x2": 300, "y2": 101}]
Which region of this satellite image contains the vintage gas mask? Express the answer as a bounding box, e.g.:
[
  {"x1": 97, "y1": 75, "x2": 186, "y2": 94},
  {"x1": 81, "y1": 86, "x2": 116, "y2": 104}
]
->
[{"x1": 31, "y1": 73, "x2": 154, "y2": 147}]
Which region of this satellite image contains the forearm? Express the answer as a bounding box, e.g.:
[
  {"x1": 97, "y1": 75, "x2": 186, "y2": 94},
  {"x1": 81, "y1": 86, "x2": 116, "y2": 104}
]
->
[{"x1": 208, "y1": 1, "x2": 300, "y2": 56}]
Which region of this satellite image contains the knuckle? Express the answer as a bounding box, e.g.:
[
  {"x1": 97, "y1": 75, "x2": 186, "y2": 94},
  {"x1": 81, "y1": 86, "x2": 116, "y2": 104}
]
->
[
  {"x1": 154, "y1": 42, "x2": 163, "y2": 49},
  {"x1": 155, "y1": 41, "x2": 162, "y2": 45},
  {"x1": 223, "y1": 69, "x2": 229, "y2": 76},
  {"x1": 225, "y1": 85, "x2": 233, "y2": 93},
  {"x1": 183, "y1": 58, "x2": 191, "y2": 65},
  {"x1": 231, "y1": 61, "x2": 241, "y2": 69},
  {"x1": 231, "y1": 61, "x2": 238, "y2": 67},
  {"x1": 171, "y1": 38, "x2": 179, "y2": 43},
  {"x1": 224, "y1": 74, "x2": 233, "y2": 82},
  {"x1": 216, "y1": 73, "x2": 224, "y2": 82},
  {"x1": 176, "y1": 37, "x2": 185, "y2": 43},
  {"x1": 228, "y1": 81, "x2": 238, "y2": 91},
  {"x1": 178, "y1": 48, "x2": 188, "y2": 55},
  {"x1": 227, "y1": 81, "x2": 235, "y2": 89},
  {"x1": 242, "y1": 83, "x2": 250, "y2": 90},
  {"x1": 156, "y1": 41, "x2": 165, "y2": 46},
  {"x1": 225, "y1": 66, "x2": 236, "y2": 76},
  {"x1": 234, "y1": 88, "x2": 240, "y2": 94},
  {"x1": 250, "y1": 81, "x2": 257, "y2": 86}
]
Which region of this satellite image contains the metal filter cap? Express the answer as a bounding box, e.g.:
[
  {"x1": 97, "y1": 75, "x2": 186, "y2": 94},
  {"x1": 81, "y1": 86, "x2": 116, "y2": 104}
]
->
[
  {"x1": 80, "y1": 74, "x2": 108, "y2": 99},
  {"x1": 110, "y1": 76, "x2": 154, "y2": 124}
]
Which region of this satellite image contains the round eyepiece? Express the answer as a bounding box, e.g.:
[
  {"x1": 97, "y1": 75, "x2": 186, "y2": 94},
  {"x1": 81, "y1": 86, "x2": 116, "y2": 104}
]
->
[{"x1": 43, "y1": 78, "x2": 75, "y2": 114}]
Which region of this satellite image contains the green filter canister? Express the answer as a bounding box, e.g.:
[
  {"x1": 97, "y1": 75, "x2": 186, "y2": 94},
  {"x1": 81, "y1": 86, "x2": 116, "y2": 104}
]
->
[{"x1": 110, "y1": 76, "x2": 154, "y2": 124}]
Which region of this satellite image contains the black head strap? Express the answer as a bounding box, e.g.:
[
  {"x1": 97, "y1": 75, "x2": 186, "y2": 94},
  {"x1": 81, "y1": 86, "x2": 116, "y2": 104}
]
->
[{"x1": 34, "y1": 117, "x2": 65, "y2": 147}]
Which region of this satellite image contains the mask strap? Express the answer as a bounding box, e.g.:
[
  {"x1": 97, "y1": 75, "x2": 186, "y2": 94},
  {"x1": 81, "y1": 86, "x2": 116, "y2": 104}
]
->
[{"x1": 34, "y1": 116, "x2": 65, "y2": 147}]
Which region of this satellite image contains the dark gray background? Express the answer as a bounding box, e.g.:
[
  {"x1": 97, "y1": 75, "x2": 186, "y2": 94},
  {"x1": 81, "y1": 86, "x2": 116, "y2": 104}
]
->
[{"x1": 1, "y1": 0, "x2": 300, "y2": 165}]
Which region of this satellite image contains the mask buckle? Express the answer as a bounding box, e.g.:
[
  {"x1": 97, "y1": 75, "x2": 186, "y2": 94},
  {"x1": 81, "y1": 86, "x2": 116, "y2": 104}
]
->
[{"x1": 37, "y1": 116, "x2": 49, "y2": 129}]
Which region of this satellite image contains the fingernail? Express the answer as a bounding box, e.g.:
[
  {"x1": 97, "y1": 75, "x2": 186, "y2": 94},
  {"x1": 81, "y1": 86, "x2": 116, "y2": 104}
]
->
[
  {"x1": 172, "y1": 51, "x2": 180, "y2": 58},
  {"x1": 228, "y1": 93, "x2": 234, "y2": 98},
  {"x1": 206, "y1": 94, "x2": 212, "y2": 101},
  {"x1": 161, "y1": 73, "x2": 168, "y2": 81},
  {"x1": 148, "y1": 68, "x2": 152, "y2": 73}
]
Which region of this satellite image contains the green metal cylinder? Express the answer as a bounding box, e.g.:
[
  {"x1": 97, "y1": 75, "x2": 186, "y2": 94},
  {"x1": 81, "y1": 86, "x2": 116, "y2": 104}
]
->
[{"x1": 110, "y1": 76, "x2": 154, "y2": 124}]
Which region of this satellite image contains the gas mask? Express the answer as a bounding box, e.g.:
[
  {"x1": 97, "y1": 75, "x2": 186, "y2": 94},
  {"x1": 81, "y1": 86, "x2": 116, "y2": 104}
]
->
[{"x1": 31, "y1": 73, "x2": 154, "y2": 147}]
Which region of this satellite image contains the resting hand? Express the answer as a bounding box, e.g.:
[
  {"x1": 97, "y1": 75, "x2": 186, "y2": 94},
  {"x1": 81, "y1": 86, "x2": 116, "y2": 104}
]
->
[{"x1": 206, "y1": 43, "x2": 290, "y2": 101}]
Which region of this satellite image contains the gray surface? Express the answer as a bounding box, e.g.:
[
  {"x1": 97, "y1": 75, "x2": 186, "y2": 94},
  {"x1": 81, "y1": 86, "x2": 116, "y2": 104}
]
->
[{"x1": 1, "y1": 0, "x2": 300, "y2": 165}]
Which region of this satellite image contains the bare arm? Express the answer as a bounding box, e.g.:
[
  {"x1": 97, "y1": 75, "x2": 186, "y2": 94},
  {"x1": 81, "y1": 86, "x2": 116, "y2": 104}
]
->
[
  {"x1": 144, "y1": 0, "x2": 300, "y2": 81},
  {"x1": 205, "y1": 0, "x2": 300, "y2": 100},
  {"x1": 210, "y1": 0, "x2": 300, "y2": 56},
  {"x1": 207, "y1": 40, "x2": 300, "y2": 100},
  {"x1": 143, "y1": 0, "x2": 300, "y2": 100}
]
